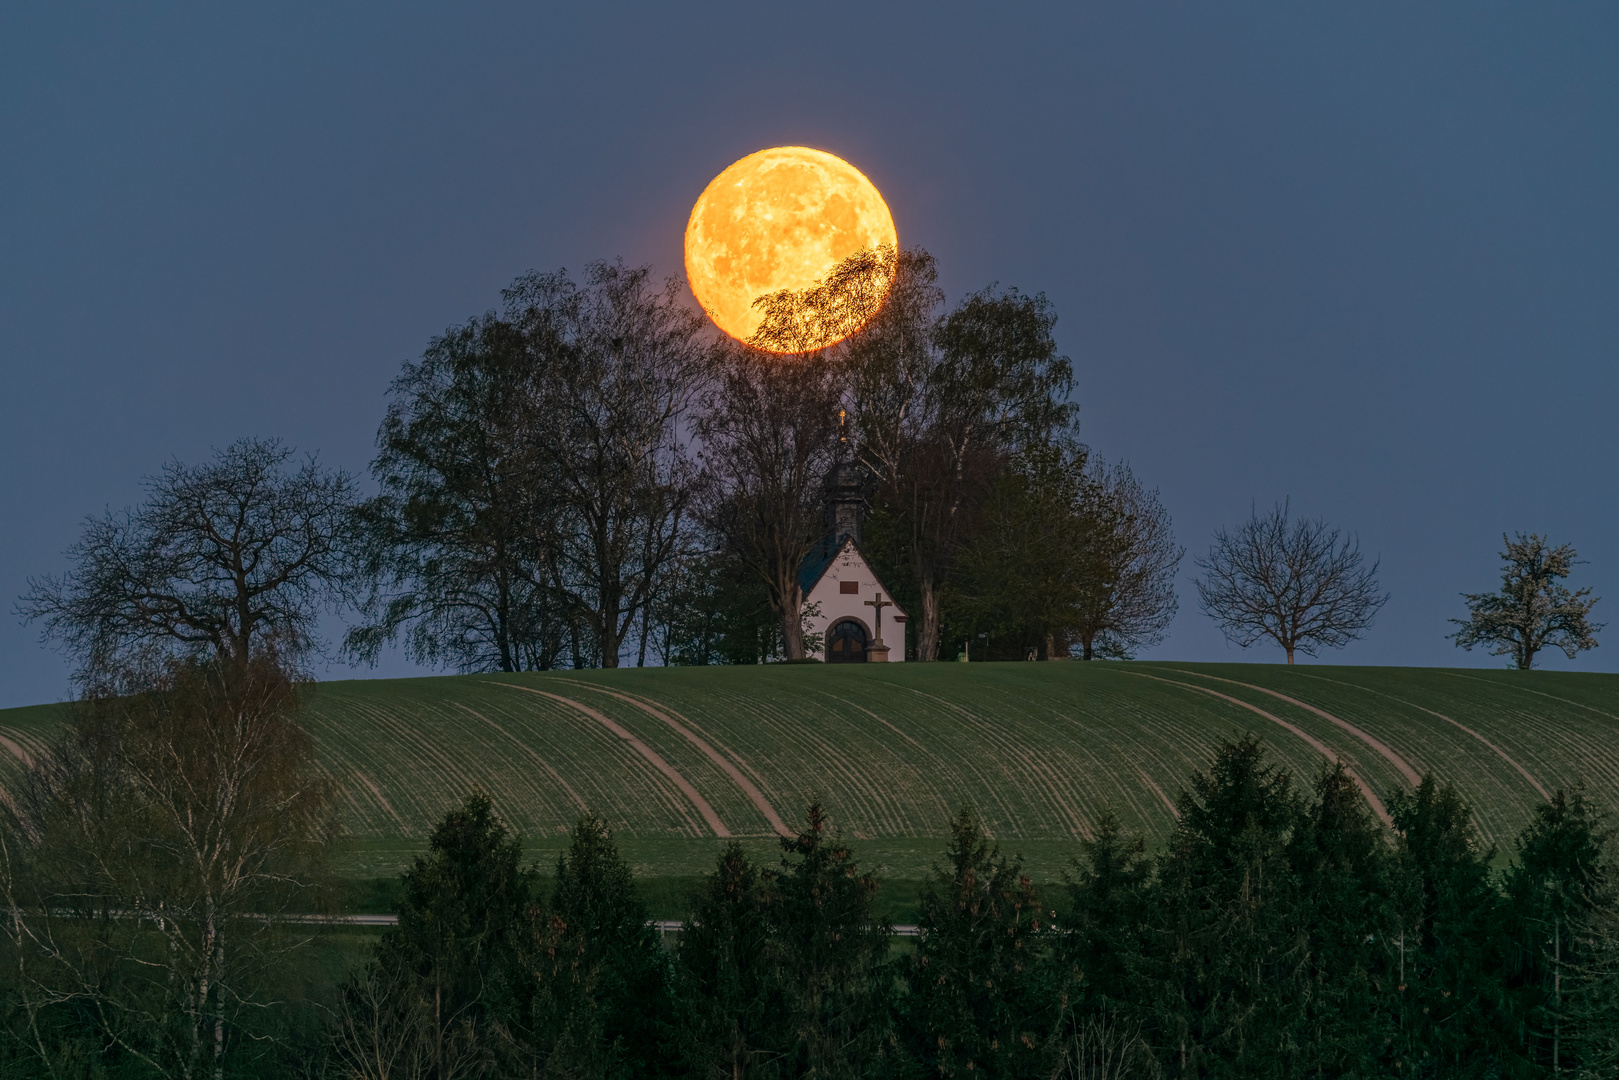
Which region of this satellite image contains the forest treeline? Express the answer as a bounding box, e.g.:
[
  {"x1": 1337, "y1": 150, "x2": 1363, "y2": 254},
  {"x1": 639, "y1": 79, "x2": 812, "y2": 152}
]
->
[{"x1": 3, "y1": 655, "x2": 1618, "y2": 1079}]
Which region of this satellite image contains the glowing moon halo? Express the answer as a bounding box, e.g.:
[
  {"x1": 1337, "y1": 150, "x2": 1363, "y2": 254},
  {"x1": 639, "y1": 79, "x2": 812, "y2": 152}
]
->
[{"x1": 685, "y1": 146, "x2": 898, "y2": 351}]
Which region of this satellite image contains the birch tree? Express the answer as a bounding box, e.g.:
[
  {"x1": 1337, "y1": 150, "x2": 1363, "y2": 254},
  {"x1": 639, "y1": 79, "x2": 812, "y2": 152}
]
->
[{"x1": 0, "y1": 655, "x2": 334, "y2": 1080}]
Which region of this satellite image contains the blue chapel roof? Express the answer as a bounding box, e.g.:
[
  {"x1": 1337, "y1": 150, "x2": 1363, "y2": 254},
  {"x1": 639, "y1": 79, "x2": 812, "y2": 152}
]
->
[{"x1": 797, "y1": 533, "x2": 851, "y2": 595}]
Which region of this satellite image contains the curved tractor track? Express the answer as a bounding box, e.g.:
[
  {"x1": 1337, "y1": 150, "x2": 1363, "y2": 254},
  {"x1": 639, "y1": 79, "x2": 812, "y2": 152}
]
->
[{"x1": 0, "y1": 664, "x2": 1610, "y2": 875}]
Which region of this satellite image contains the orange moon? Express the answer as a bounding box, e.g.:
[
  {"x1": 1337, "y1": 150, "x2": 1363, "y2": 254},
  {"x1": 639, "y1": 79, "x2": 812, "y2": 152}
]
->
[{"x1": 685, "y1": 146, "x2": 898, "y2": 349}]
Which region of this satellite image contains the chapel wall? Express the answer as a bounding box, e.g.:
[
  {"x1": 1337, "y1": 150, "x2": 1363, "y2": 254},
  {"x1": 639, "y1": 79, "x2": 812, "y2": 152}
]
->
[{"x1": 804, "y1": 542, "x2": 907, "y2": 662}]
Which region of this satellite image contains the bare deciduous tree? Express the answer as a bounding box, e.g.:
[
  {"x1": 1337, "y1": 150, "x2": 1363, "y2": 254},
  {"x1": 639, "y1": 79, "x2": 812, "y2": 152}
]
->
[
  {"x1": 507, "y1": 260, "x2": 713, "y2": 668},
  {"x1": 696, "y1": 346, "x2": 844, "y2": 660},
  {"x1": 1195, "y1": 501, "x2": 1387, "y2": 664},
  {"x1": 0, "y1": 655, "x2": 334, "y2": 1080},
  {"x1": 328, "y1": 962, "x2": 436, "y2": 1080},
  {"x1": 19, "y1": 438, "x2": 361, "y2": 682},
  {"x1": 1049, "y1": 1006, "x2": 1161, "y2": 1079},
  {"x1": 1070, "y1": 458, "x2": 1182, "y2": 661},
  {"x1": 1450, "y1": 533, "x2": 1602, "y2": 670}
]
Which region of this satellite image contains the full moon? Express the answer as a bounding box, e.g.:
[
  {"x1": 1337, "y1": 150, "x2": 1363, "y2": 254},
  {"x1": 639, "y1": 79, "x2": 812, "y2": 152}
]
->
[{"x1": 685, "y1": 146, "x2": 898, "y2": 350}]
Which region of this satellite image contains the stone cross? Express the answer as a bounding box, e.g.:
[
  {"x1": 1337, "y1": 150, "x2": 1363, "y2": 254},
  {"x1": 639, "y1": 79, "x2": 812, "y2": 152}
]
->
[{"x1": 863, "y1": 591, "x2": 893, "y2": 639}]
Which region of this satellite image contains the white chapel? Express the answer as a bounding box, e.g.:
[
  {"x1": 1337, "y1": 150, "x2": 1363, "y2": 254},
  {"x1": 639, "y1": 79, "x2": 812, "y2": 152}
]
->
[{"x1": 797, "y1": 460, "x2": 908, "y2": 662}]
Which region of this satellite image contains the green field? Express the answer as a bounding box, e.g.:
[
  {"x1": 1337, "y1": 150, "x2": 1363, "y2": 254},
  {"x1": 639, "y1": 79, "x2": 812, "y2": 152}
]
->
[{"x1": 2, "y1": 662, "x2": 1615, "y2": 881}]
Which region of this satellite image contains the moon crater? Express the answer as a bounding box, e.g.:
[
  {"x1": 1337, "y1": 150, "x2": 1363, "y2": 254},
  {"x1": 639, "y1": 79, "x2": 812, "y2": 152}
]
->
[{"x1": 685, "y1": 146, "x2": 898, "y2": 350}]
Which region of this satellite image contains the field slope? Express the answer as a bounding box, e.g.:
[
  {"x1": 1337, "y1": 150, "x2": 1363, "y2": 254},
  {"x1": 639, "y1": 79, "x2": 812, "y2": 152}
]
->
[{"x1": 1, "y1": 663, "x2": 1615, "y2": 878}]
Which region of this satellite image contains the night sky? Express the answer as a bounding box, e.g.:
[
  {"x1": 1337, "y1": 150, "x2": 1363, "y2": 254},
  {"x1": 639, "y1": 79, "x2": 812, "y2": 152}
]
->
[{"x1": 4, "y1": 4, "x2": 1616, "y2": 708}]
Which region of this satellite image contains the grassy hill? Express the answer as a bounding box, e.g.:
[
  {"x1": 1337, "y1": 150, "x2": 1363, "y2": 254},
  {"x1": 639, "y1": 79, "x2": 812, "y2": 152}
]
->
[{"x1": 1, "y1": 662, "x2": 1615, "y2": 881}]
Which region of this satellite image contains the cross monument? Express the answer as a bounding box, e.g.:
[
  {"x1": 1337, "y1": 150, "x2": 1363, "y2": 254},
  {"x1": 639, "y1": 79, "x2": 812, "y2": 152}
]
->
[{"x1": 864, "y1": 591, "x2": 894, "y2": 662}]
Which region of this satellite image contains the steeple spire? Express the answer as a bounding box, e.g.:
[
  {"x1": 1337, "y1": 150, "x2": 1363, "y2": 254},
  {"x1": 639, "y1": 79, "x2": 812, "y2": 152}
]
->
[{"x1": 825, "y1": 411, "x2": 863, "y2": 546}]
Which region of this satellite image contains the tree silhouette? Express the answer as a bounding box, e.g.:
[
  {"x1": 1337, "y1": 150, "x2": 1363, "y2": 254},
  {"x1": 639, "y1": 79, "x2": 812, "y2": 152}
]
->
[
  {"x1": 1450, "y1": 533, "x2": 1601, "y2": 669},
  {"x1": 1196, "y1": 500, "x2": 1387, "y2": 664},
  {"x1": 20, "y1": 438, "x2": 360, "y2": 682}
]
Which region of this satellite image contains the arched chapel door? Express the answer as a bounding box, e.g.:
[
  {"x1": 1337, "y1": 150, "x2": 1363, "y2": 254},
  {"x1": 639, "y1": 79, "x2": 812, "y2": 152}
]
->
[{"x1": 826, "y1": 619, "x2": 869, "y2": 663}]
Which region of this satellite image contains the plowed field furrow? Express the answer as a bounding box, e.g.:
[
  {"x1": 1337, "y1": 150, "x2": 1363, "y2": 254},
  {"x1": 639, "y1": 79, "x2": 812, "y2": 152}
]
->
[
  {"x1": 629, "y1": 689, "x2": 820, "y2": 826},
  {"x1": 472, "y1": 696, "x2": 698, "y2": 831},
  {"x1": 884, "y1": 684, "x2": 1102, "y2": 837},
  {"x1": 539, "y1": 682, "x2": 781, "y2": 835},
  {"x1": 1026, "y1": 678, "x2": 1224, "y2": 816},
  {"x1": 3, "y1": 728, "x2": 51, "y2": 762},
  {"x1": 1442, "y1": 672, "x2": 1619, "y2": 720},
  {"x1": 346, "y1": 699, "x2": 553, "y2": 828},
  {"x1": 7, "y1": 664, "x2": 1617, "y2": 874},
  {"x1": 1168, "y1": 666, "x2": 1603, "y2": 849},
  {"x1": 1018, "y1": 702, "x2": 1182, "y2": 836},
  {"x1": 809, "y1": 690, "x2": 979, "y2": 828},
  {"x1": 769, "y1": 697, "x2": 921, "y2": 836},
  {"x1": 496, "y1": 684, "x2": 724, "y2": 837},
  {"x1": 326, "y1": 688, "x2": 696, "y2": 837},
  {"x1": 1127, "y1": 675, "x2": 1408, "y2": 800},
  {"x1": 450, "y1": 703, "x2": 590, "y2": 815},
  {"x1": 501, "y1": 692, "x2": 717, "y2": 837},
  {"x1": 1132, "y1": 678, "x2": 1393, "y2": 794},
  {"x1": 1429, "y1": 695, "x2": 1617, "y2": 793},
  {"x1": 319, "y1": 699, "x2": 486, "y2": 825},
  {"x1": 892, "y1": 678, "x2": 1125, "y2": 836},
  {"x1": 1024, "y1": 699, "x2": 1178, "y2": 829},
  {"x1": 939, "y1": 685, "x2": 1103, "y2": 839},
  {"x1": 349, "y1": 767, "x2": 409, "y2": 832},
  {"x1": 1166, "y1": 669, "x2": 1421, "y2": 786},
  {"x1": 347, "y1": 698, "x2": 522, "y2": 819},
  {"x1": 978, "y1": 690, "x2": 1137, "y2": 840},
  {"x1": 1080, "y1": 681, "x2": 1286, "y2": 806},
  {"x1": 1125, "y1": 671, "x2": 1392, "y2": 824},
  {"x1": 1060, "y1": 684, "x2": 1268, "y2": 830},
  {"x1": 702, "y1": 688, "x2": 917, "y2": 836},
  {"x1": 568, "y1": 684, "x2": 789, "y2": 836},
  {"x1": 1003, "y1": 705, "x2": 1133, "y2": 841},
  {"x1": 1296, "y1": 674, "x2": 1549, "y2": 800},
  {"x1": 0, "y1": 732, "x2": 33, "y2": 766}
]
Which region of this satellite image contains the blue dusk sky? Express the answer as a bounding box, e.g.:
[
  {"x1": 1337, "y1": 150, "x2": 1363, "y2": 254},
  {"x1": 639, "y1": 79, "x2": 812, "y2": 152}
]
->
[{"x1": 2, "y1": 4, "x2": 1616, "y2": 707}]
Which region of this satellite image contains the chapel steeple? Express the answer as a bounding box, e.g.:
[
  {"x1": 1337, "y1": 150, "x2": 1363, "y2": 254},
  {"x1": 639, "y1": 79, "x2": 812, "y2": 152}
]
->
[{"x1": 824, "y1": 409, "x2": 864, "y2": 545}]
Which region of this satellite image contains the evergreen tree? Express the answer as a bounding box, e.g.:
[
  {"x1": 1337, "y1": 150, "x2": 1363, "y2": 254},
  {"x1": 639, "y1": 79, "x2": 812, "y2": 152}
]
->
[
  {"x1": 1147, "y1": 736, "x2": 1307, "y2": 1079},
  {"x1": 533, "y1": 814, "x2": 672, "y2": 1079},
  {"x1": 1285, "y1": 764, "x2": 1401, "y2": 1076},
  {"x1": 772, "y1": 802, "x2": 895, "y2": 1078},
  {"x1": 1567, "y1": 885, "x2": 1619, "y2": 1077},
  {"x1": 676, "y1": 841, "x2": 785, "y2": 1079},
  {"x1": 366, "y1": 793, "x2": 533, "y2": 1078},
  {"x1": 1507, "y1": 787, "x2": 1615, "y2": 1075},
  {"x1": 1388, "y1": 775, "x2": 1510, "y2": 1075},
  {"x1": 1060, "y1": 810, "x2": 1153, "y2": 1011},
  {"x1": 905, "y1": 806, "x2": 1053, "y2": 1079}
]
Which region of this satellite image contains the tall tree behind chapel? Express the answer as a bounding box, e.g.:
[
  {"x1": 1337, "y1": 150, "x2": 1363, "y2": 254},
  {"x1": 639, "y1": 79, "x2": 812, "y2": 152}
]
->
[{"x1": 845, "y1": 247, "x2": 1077, "y2": 660}]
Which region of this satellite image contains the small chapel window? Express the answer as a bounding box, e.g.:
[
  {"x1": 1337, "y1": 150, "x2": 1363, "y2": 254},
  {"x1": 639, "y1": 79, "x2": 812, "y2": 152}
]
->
[{"x1": 840, "y1": 580, "x2": 859, "y2": 594}]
